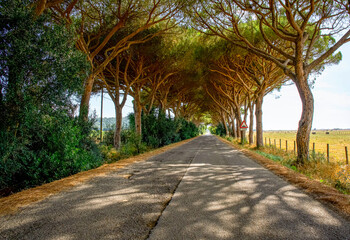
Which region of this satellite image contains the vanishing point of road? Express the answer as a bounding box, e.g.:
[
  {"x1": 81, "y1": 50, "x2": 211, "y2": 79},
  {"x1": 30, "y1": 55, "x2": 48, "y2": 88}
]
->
[{"x1": 1, "y1": 135, "x2": 349, "y2": 239}]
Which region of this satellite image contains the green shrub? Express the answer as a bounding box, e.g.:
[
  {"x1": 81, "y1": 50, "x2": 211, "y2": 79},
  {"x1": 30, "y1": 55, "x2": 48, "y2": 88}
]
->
[
  {"x1": 120, "y1": 130, "x2": 148, "y2": 156},
  {"x1": 0, "y1": 113, "x2": 103, "y2": 192},
  {"x1": 103, "y1": 124, "x2": 115, "y2": 146},
  {"x1": 198, "y1": 125, "x2": 207, "y2": 135},
  {"x1": 127, "y1": 109, "x2": 199, "y2": 149},
  {"x1": 226, "y1": 137, "x2": 234, "y2": 142},
  {"x1": 0, "y1": 1, "x2": 102, "y2": 194},
  {"x1": 212, "y1": 123, "x2": 227, "y2": 136}
]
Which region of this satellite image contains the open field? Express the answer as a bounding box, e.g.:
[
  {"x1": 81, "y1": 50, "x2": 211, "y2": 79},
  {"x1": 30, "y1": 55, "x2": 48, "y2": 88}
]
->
[{"x1": 261, "y1": 130, "x2": 350, "y2": 163}]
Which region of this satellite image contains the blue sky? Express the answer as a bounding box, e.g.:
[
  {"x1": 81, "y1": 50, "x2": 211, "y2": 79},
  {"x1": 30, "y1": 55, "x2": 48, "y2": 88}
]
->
[
  {"x1": 263, "y1": 44, "x2": 350, "y2": 130},
  {"x1": 90, "y1": 45, "x2": 350, "y2": 130}
]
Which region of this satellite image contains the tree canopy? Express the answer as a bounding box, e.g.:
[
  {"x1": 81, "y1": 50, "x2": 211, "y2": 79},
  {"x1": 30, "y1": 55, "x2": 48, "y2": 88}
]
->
[{"x1": 2, "y1": 0, "x2": 350, "y2": 173}]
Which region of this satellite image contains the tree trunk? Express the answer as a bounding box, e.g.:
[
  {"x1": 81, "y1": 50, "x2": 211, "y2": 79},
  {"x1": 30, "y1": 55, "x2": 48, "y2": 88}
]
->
[
  {"x1": 234, "y1": 107, "x2": 241, "y2": 138},
  {"x1": 232, "y1": 117, "x2": 237, "y2": 138},
  {"x1": 243, "y1": 101, "x2": 248, "y2": 122},
  {"x1": 221, "y1": 113, "x2": 229, "y2": 136},
  {"x1": 223, "y1": 121, "x2": 229, "y2": 136},
  {"x1": 255, "y1": 93, "x2": 264, "y2": 148},
  {"x1": 230, "y1": 108, "x2": 237, "y2": 138},
  {"x1": 295, "y1": 76, "x2": 314, "y2": 164},
  {"x1": 134, "y1": 99, "x2": 142, "y2": 136},
  {"x1": 79, "y1": 74, "x2": 94, "y2": 120},
  {"x1": 249, "y1": 102, "x2": 254, "y2": 145},
  {"x1": 229, "y1": 115, "x2": 236, "y2": 138},
  {"x1": 236, "y1": 120, "x2": 241, "y2": 138},
  {"x1": 114, "y1": 106, "x2": 122, "y2": 150},
  {"x1": 168, "y1": 109, "x2": 171, "y2": 119}
]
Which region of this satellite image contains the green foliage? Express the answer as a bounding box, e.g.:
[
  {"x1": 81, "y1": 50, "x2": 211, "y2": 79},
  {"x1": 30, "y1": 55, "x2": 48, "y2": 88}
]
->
[
  {"x1": 128, "y1": 109, "x2": 199, "y2": 149},
  {"x1": 211, "y1": 123, "x2": 227, "y2": 137},
  {"x1": 198, "y1": 125, "x2": 207, "y2": 135},
  {"x1": 309, "y1": 151, "x2": 327, "y2": 163},
  {"x1": 119, "y1": 130, "x2": 148, "y2": 157},
  {"x1": 0, "y1": 113, "x2": 103, "y2": 193},
  {"x1": 226, "y1": 136, "x2": 234, "y2": 142},
  {"x1": 102, "y1": 124, "x2": 116, "y2": 146},
  {"x1": 99, "y1": 144, "x2": 120, "y2": 163},
  {"x1": 255, "y1": 151, "x2": 283, "y2": 162},
  {"x1": 101, "y1": 126, "x2": 148, "y2": 158},
  {"x1": 0, "y1": 1, "x2": 101, "y2": 194}
]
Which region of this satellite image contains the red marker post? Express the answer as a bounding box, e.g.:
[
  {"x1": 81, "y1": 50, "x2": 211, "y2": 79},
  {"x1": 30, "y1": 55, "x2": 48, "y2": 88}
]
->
[{"x1": 240, "y1": 121, "x2": 249, "y2": 144}]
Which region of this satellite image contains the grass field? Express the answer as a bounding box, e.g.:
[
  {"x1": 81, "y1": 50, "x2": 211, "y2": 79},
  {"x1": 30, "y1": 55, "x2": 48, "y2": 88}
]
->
[{"x1": 261, "y1": 130, "x2": 350, "y2": 164}]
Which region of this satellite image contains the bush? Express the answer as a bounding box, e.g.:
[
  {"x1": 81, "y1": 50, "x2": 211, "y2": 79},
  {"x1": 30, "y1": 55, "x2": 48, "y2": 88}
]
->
[
  {"x1": 198, "y1": 125, "x2": 207, "y2": 135},
  {"x1": 128, "y1": 109, "x2": 199, "y2": 149},
  {"x1": 0, "y1": 1, "x2": 102, "y2": 195},
  {"x1": 211, "y1": 123, "x2": 227, "y2": 136},
  {"x1": 120, "y1": 130, "x2": 148, "y2": 157},
  {"x1": 99, "y1": 145, "x2": 120, "y2": 163},
  {"x1": 0, "y1": 113, "x2": 103, "y2": 193},
  {"x1": 103, "y1": 124, "x2": 116, "y2": 146}
]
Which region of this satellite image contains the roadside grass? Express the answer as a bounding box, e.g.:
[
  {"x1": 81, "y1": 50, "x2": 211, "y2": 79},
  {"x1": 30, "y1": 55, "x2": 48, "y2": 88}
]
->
[
  {"x1": 224, "y1": 136, "x2": 350, "y2": 195},
  {"x1": 262, "y1": 130, "x2": 350, "y2": 164}
]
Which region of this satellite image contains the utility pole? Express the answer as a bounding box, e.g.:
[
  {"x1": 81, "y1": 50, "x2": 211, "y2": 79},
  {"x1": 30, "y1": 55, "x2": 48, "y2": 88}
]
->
[{"x1": 100, "y1": 88, "x2": 103, "y2": 142}]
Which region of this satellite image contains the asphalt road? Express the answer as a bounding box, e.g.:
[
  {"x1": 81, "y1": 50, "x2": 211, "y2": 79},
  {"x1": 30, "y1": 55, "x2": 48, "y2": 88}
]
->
[
  {"x1": 148, "y1": 135, "x2": 350, "y2": 239},
  {"x1": 0, "y1": 135, "x2": 349, "y2": 240}
]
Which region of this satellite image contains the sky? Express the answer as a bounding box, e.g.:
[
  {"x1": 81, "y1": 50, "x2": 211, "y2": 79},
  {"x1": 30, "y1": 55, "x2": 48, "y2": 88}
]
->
[{"x1": 90, "y1": 45, "x2": 350, "y2": 131}]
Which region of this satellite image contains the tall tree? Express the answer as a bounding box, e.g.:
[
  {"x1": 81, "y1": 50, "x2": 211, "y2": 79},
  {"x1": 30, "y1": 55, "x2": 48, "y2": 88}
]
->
[
  {"x1": 35, "y1": 0, "x2": 181, "y2": 120},
  {"x1": 211, "y1": 52, "x2": 287, "y2": 147},
  {"x1": 193, "y1": 0, "x2": 347, "y2": 163}
]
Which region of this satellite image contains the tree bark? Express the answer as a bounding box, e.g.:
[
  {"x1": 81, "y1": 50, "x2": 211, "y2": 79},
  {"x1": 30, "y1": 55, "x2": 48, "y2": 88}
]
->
[
  {"x1": 249, "y1": 102, "x2": 254, "y2": 145},
  {"x1": 234, "y1": 106, "x2": 241, "y2": 138},
  {"x1": 134, "y1": 98, "x2": 142, "y2": 137},
  {"x1": 255, "y1": 93, "x2": 264, "y2": 148},
  {"x1": 221, "y1": 113, "x2": 229, "y2": 136},
  {"x1": 79, "y1": 74, "x2": 94, "y2": 120},
  {"x1": 236, "y1": 120, "x2": 241, "y2": 138},
  {"x1": 229, "y1": 114, "x2": 236, "y2": 138},
  {"x1": 294, "y1": 75, "x2": 314, "y2": 164},
  {"x1": 114, "y1": 105, "x2": 122, "y2": 149},
  {"x1": 232, "y1": 117, "x2": 237, "y2": 138}
]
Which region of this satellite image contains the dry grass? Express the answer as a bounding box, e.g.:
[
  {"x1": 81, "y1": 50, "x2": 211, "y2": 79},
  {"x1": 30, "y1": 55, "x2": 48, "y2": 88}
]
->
[
  {"x1": 262, "y1": 130, "x2": 350, "y2": 163},
  {"x1": 0, "y1": 138, "x2": 196, "y2": 217},
  {"x1": 256, "y1": 145, "x2": 350, "y2": 194},
  {"x1": 218, "y1": 137, "x2": 350, "y2": 220}
]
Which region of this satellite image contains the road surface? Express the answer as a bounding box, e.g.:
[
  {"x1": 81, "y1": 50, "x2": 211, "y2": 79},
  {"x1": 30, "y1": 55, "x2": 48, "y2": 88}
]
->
[{"x1": 1, "y1": 135, "x2": 349, "y2": 239}]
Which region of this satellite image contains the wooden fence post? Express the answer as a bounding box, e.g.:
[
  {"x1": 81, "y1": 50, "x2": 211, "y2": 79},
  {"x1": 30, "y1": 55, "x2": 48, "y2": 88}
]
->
[
  {"x1": 327, "y1": 144, "x2": 329, "y2": 163},
  {"x1": 269, "y1": 138, "x2": 271, "y2": 146},
  {"x1": 280, "y1": 139, "x2": 281, "y2": 150},
  {"x1": 346, "y1": 146, "x2": 348, "y2": 165},
  {"x1": 294, "y1": 141, "x2": 296, "y2": 154},
  {"x1": 286, "y1": 140, "x2": 288, "y2": 152},
  {"x1": 265, "y1": 137, "x2": 267, "y2": 146},
  {"x1": 274, "y1": 139, "x2": 276, "y2": 148}
]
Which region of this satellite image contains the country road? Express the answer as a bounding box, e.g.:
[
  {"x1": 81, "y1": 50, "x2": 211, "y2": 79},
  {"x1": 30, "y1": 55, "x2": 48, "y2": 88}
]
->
[{"x1": 1, "y1": 135, "x2": 349, "y2": 240}]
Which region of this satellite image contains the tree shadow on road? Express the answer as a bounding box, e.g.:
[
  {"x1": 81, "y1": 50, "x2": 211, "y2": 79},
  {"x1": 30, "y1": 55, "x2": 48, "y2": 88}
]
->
[
  {"x1": 148, "y1": 136, "x2": 350, "y2": 240},
  {"x1": 0, "y1": 136, "x2": 349, "y2": 240}
]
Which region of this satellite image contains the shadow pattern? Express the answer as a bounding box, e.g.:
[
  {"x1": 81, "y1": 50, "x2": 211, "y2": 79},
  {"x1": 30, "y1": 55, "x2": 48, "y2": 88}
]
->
[
  {"x1": 148, "y1": 135, "x2": 350, "y2": 240},
  {"x1": 0, "y1": 139, "x2": 201, "y2": 240}
]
